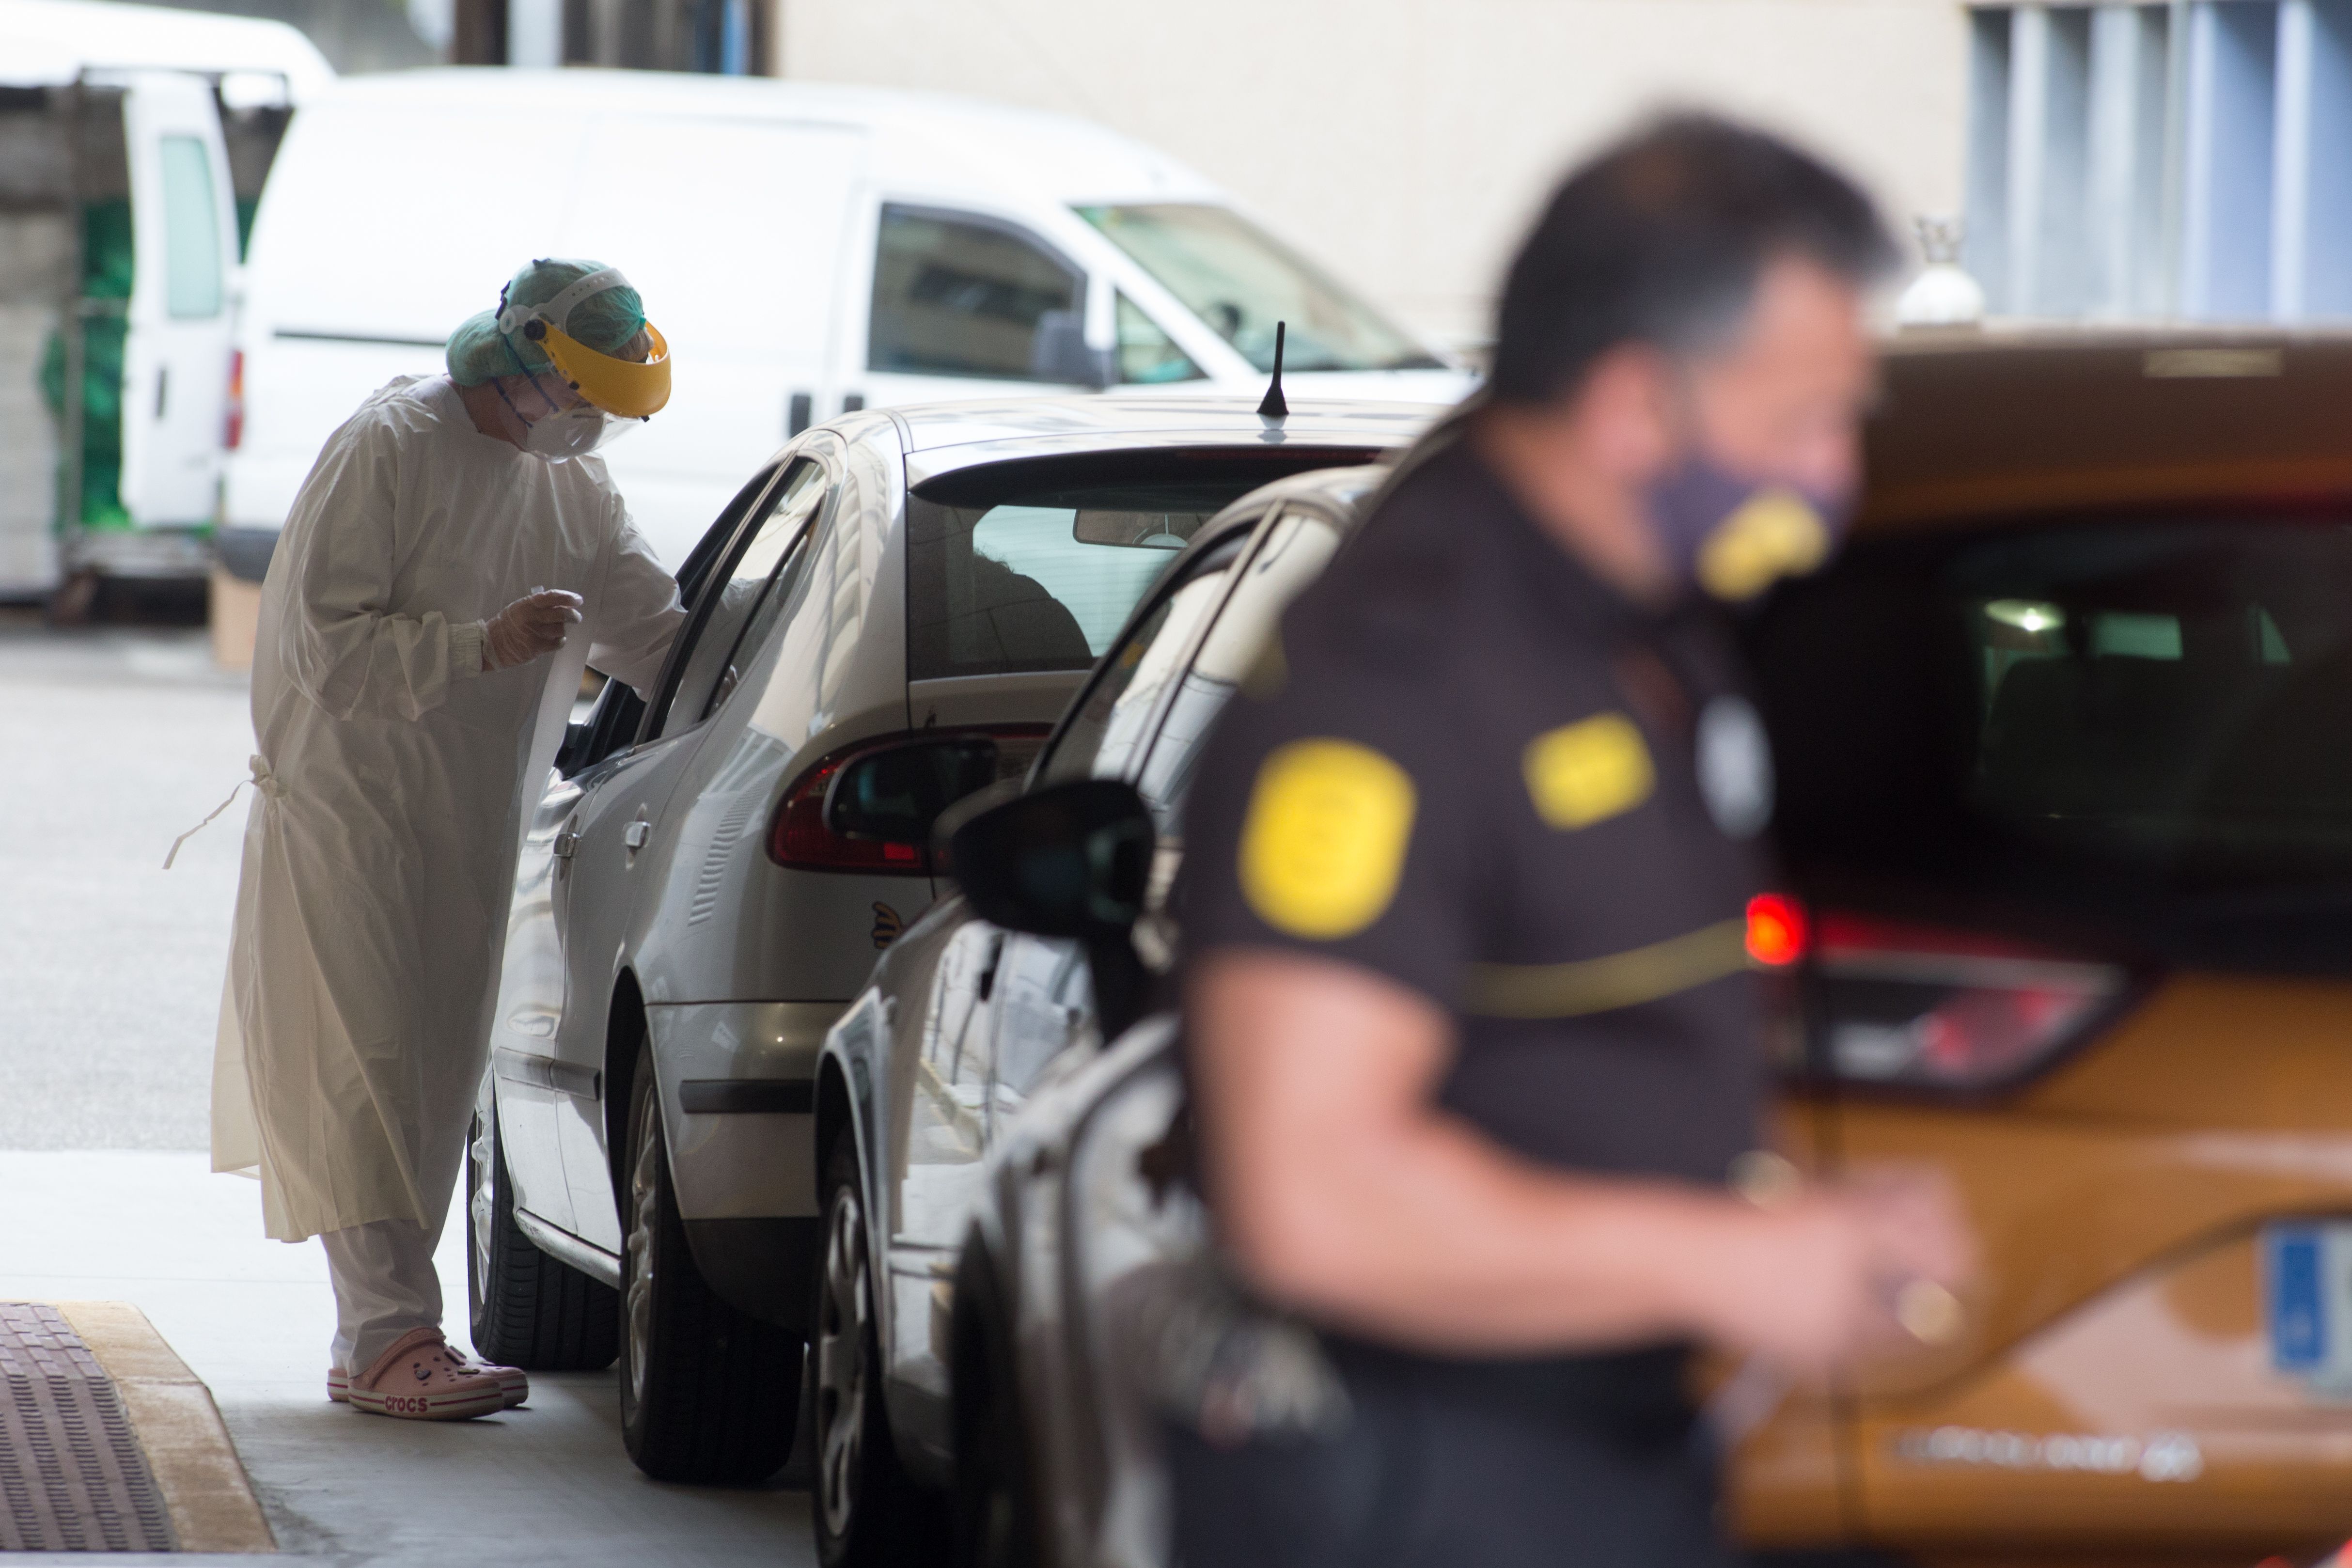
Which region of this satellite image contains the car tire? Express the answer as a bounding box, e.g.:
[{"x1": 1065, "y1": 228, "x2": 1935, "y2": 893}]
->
[
  {"x1": 951, "y1": 1233, "x2": 1044, "y2": 1568},
  {"x1": 814, "y1": 1133, "x2": 947, "y2": 1566},
  {"x1": 617, "y1": 1042, "x2": 801, "y2": 1483},
  {"x1": 467, "y1": 1099, "x2": 619, "y2": 1371}
]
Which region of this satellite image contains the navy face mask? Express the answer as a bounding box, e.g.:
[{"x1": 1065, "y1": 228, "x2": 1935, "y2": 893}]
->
[{"x1": 1643, "y1": 450, "x2": 1857, "y2": 603}]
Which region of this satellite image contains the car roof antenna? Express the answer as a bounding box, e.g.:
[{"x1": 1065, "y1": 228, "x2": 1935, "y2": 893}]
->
[{"x1": 1256, "y1": 321, "x2": 1289, "y2": 419}]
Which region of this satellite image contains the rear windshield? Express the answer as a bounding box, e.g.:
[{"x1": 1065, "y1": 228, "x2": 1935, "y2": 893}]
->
[
  {"x1": 905, "y1": 451, "x2": 1376, "y2": 682},
  {"x1": 1753, "y1": 517, "x2": 2352, "y2": 969}
]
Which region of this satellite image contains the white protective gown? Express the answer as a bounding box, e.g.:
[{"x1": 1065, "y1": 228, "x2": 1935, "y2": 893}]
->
[{"x1": 210, "y1": 375, "x2": 684, "y2": 1242}]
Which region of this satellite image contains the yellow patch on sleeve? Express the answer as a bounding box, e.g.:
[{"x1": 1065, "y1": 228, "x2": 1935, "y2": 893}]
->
[
  {"x1": 1522, "y1": 712, "x2": 1655, "y2": 829},
  {"x1": 1239, "y1": 739, "x2": 1417, "y2": 939}
]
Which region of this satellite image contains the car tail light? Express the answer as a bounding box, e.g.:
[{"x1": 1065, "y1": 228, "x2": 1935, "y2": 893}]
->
[
  {"x1": 768, "y1": 726, "x2": 1048, "y2": 874},
  {"x1": 1754, "y1": 895, "x2": 2130, "y2": 1091},
  {"x1": 224, "y1": 349, "x2": 244, "y2": 450}
]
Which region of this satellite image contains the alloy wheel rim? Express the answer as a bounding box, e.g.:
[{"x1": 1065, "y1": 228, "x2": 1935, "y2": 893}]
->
[
  {"x1": 624, "y1": 1101, "x2": 660, "y2": 1411},
  {"x1": 467, "y1": 1113, "x2": 495, "y2": 1305},
  {"x1": 815, "y1": 1185, "x2": 869, "y2": 1539}
]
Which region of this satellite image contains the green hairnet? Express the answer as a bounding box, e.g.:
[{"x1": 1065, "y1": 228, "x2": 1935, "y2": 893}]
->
[{"x1": 444, "y1": 257, "x2": 647, "y2": 388}]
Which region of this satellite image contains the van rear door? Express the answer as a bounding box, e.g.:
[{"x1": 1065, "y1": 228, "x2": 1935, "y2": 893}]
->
[{"x1": 117, "y1": 70, "x2": 237, "y2": 528}]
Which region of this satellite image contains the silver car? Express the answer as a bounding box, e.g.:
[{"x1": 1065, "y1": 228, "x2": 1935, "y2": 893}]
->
[
  {"x1": 813, "y1": 463, "x2": 1388, "y2": 1560},
  {"x1": 463, "y1": 400, "x2": 1430, "y2": 1486}
]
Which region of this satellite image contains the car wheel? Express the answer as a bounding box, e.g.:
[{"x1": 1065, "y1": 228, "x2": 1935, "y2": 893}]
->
[
  {"x1": 467, "y1": 1098, "x2": 619, "y2": 1370},
  {"x1": 815, "y1": 1134, "x2": 946, "y2": 1567},
  {"x1": 951, "y1": 1234, "x2": 1044, "y2": 1568},
  {"x1": 617, "y1": 1041, "x2": 800, "y2": 1483}
]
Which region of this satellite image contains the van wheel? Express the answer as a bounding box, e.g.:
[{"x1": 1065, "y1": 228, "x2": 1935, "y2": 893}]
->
[
  {"x1": 618, "y1": 1042, "x2": 800, "y2": 1483},
  {"x1": 815, "y1": 1134, "x2": 946, "y2": 1566},
  {"x1": 467, "y1": 1100, "x2": 618, "y2": 1370},
  {"x1": 952, "y1": 1234, "x2": 1043, "y2": 1568}
]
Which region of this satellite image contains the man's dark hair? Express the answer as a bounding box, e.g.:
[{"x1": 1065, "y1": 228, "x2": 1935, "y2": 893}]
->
[{"x1": 1490, "y1": 114, "x2": 1898, "y2": 406}]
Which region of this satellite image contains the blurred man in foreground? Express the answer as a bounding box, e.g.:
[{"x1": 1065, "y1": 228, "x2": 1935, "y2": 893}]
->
[{"x1": 1172, "y1": 116, "x2": 1976, "y2": 1564}]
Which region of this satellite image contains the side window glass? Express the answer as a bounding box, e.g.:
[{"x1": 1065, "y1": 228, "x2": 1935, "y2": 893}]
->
[
  {"x1": 1038, "y1": 533, "x2": 1249, "y2": 788},
  {"x1": 160, "y1": 136, "x2": 223, "y2": 319},
  {"x1": 1116, "y1": 293, "x2": 1202, "y2": 384},
  {"x1": 1135, "y1": 508, "x2": 1345, "y2": 826},
  {"x1": 655, "y1": 462, "x2": 829, "y2": 739},
  {"x1": 869, "y1": 205, "x2": 1084, "y2": 382}
]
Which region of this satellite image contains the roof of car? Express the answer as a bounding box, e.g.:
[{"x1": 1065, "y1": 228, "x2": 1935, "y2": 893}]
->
[
  {"x1": 880, "y1": 396, "x2": 1443, "y2": 485},
  {"x1": 1865, "y1": 327, "x2": 2352, "y2": 528}
]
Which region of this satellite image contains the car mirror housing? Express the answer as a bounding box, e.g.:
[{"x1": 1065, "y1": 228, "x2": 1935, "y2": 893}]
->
[{"x1": 945, "y1": 778, "x2": 1154, "y2": 941}]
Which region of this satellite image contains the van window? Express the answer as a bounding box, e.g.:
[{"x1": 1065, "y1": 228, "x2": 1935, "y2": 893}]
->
[
  {"x1": 1117, "y1": 293, "x2": 1202, "y2": 384},
  {"x1": 160, "y1": 135, "x2": 223, "y2": 319},
  {"x1": 868, "y1": 205, "x2": 1082, "y2": 380},
  {"x1": 1752, "y1": 517, "x2": 2352, "y2": 969},
  {"x1": 1076, "y1": 203, "x2": 1441, "y2": 374}
]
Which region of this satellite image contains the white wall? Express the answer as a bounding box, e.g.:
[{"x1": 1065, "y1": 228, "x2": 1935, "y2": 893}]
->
[{"x1": 774, "y1": 0, "x2": 1970, "y2": 346}]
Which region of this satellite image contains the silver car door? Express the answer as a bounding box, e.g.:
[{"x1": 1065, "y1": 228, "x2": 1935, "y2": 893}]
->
[{"x1": 546, "y1": 459, "x2": 826, "y2": 1253}]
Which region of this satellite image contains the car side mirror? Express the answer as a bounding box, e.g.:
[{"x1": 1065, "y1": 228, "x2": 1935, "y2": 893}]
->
[
  {"x1": 1030, "y1": 309, "x2": 1114, "y2": 390},
  {"x1": 944, "y1": 778, "x2": 1156, "y2": 1035},
  {"x1": 826, "y1": 736, "x2": 1003, "y2": 847}
]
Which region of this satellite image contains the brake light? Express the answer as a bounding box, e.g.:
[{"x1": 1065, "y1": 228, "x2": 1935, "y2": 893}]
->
[
  {"x1": 1811, "y1": 911, "x2": 2127, "y2": 1091},
  {"x1": 767, "y1": 726, "x2": 1048, "y2": 874},
  {"x1": 1745, "y1": 894, "x2": 1809, "y2": 967},
  {"x1": 224, "y1": 349, "x2": 244, "y2": 450}
]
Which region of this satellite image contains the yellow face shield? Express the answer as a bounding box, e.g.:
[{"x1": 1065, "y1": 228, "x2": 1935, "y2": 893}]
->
[
  {"x1": 535, "y1": 319, "x2": 671, "y2": 419},
  {"x1": 497, "y1": 264, "x2": 672, "y2": 419}
]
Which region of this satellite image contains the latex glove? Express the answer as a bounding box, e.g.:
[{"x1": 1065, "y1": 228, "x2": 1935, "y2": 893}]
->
[{"x1": 483, "y1": 588, "x2": 584, "y2": 671}]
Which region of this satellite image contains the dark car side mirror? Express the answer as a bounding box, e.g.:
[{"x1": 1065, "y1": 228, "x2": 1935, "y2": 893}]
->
[
  {"x1": 944, "y1": 778, "x2": 1156, "y2": 1035},
  {"x1": 825, "y1": 736, "x2": 1003, "y2": 847}
]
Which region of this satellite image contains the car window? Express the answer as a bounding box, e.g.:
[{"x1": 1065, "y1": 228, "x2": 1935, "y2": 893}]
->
[
  {"x1": 868, "y1": 204, "x2": 1084, "y2": 381},
  {"x1": 1133, "y1": 506, "x2": 1346, "y2": 827},
  {"x1": 1753, "y1": 517, "x2": 2352, "y2": 964},
  {"x1": 652, "y1": 460, "x2": 828, "y2": 739},
  {"x1": 906, "y1": 488, "x2": 1222, "y2": 681},
  {"x1": 1038, "y1": 532, "x2": 1252, "y2": 789},
  {"x1": 1116, "y1": 292, "x2": 1201, "y2": 385}
]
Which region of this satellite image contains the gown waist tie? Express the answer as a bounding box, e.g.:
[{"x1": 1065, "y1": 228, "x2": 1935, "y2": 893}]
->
[{"x1": 163, "y1": 755, "x2": 285, "y2": 870}]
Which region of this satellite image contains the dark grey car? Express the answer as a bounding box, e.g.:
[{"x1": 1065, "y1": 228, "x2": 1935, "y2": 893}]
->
[{"x1": 812, "y1": 463, "x2": 1387, "y2": 1563}]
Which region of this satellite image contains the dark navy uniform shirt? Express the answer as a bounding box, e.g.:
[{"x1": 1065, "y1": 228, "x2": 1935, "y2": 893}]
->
[{"x1": 1178, "y1": 434, "x2": 1776, "y2": 1436}]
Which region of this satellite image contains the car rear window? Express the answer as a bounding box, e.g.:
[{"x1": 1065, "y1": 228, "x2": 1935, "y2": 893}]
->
[
  {"x1": 905, "y1": 449, "x2": 1376, "y2": 682},
  {"x1": 1752, "y1": 516, "x2": 2352, "y2": 970}
]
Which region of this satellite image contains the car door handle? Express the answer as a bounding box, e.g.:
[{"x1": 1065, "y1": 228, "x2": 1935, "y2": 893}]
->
[
  {"x1": 552, "y1": 829, "x2": 580, "y2": 860},
  {"x1": 624, "y1": 820, "x2": 651, "y2": 851},
  {"x1": 155, "y1": 364, "x2": 168, "y2": 419}
]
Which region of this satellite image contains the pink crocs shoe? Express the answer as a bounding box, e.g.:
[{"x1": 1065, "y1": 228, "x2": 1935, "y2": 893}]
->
[
  {"x1": 343, "y1": 1328, "x2": 505, "y2": 1421},
  {"x1": 329, "y1": 1351, "x2": 527, "y2": 1409}
]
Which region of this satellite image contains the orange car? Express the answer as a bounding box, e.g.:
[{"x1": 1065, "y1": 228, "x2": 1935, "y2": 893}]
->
[{"x1": 1734, "y1": 330, "x2": 2352, "y2": 1568}]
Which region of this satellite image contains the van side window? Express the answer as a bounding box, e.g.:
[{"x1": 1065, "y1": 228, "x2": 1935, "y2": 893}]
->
[
  {"x1": 651, "y1": 461, "x2": 830, "y2": 739},
  {"x1": 160, "y1": 136, "x2": 224, "y2": 319},
  {"x1": 868, "y1": 205, "x2": 1083, "y2": 381},
  {"x1": 1117, "y1": 293, "x2": 1201, "y2": 384}
]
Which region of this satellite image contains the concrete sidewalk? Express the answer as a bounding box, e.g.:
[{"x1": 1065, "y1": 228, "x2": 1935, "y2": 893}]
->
[{"x1": 0, "y1": 1149, "x2": 815, "y2": 1565}]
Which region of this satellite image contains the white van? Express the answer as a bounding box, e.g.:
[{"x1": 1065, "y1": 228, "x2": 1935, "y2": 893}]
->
[
  {"x1": 225, "y1": 68, "x2": 1471, "y2": 568},
  {"x1": 0, "y1": 0, "x2": 331, "y2": 600}
]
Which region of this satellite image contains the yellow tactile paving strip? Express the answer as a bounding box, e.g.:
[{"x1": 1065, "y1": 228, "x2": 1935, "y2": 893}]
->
[{"x1": 47, "y1": 1301, "x2": 276, "y2": 1554}]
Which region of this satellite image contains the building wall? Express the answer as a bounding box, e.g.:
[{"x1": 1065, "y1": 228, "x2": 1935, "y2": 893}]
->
[{"x1": 773, "y1": 0, "x2": 1970, "y2": 345}]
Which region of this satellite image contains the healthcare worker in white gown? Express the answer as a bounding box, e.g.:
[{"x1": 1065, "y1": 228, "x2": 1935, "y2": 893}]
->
[{"x1": 207, "y1": 259, "x2": 686, "y2": 1420}]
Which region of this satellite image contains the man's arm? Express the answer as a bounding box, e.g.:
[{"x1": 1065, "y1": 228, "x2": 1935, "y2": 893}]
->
[{"x1": 1190, "y1": 947, "x2": 1973, "y2": 1369}]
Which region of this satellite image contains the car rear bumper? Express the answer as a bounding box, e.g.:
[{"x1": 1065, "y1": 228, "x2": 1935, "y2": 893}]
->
[{"x1": 645, "y1": 1000, "x2": 842, "y2": 1223}]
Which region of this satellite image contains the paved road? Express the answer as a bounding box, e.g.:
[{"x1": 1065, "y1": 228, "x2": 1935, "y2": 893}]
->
[
  {"x1": 0, "y1": 617, "x2": 251, "y2": 1149},
  {"x1": 0, "y1": 617, "x2": 819, "y2": 1565}
]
